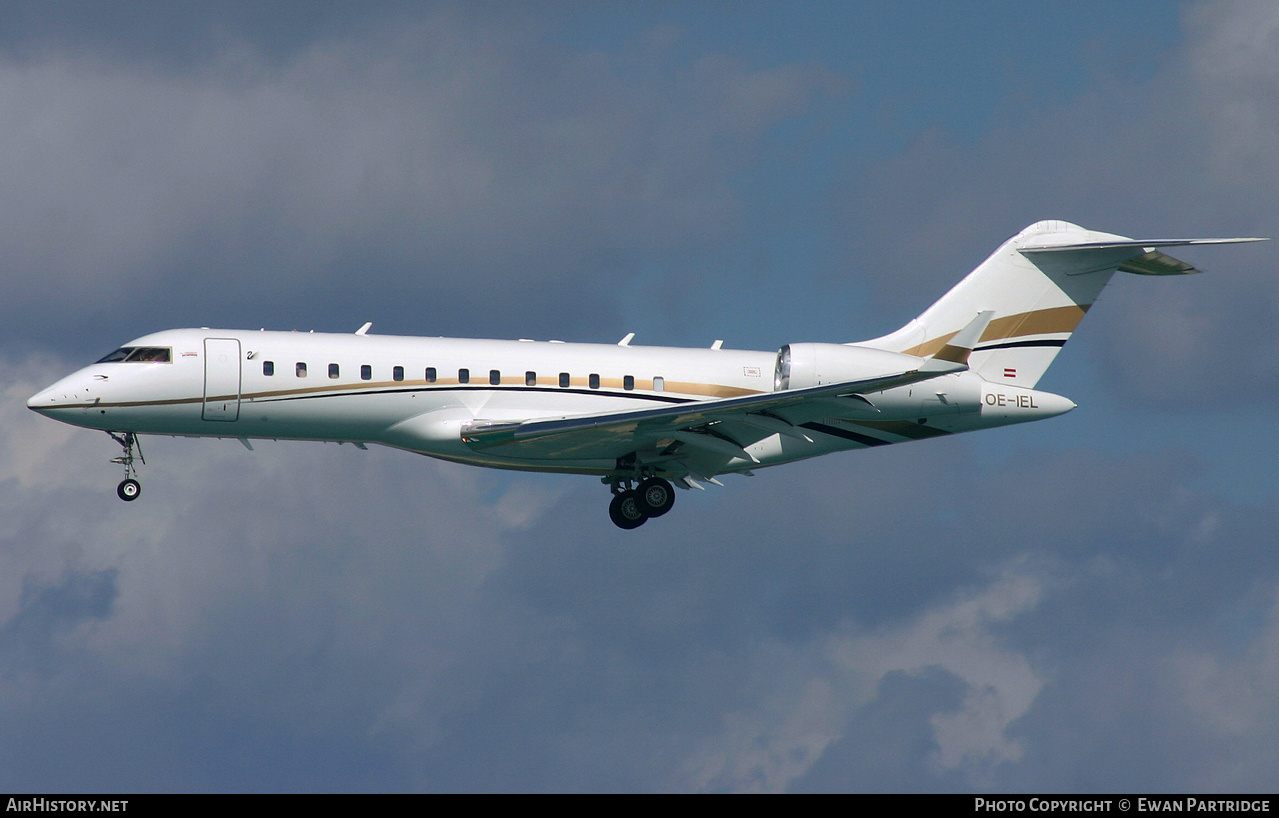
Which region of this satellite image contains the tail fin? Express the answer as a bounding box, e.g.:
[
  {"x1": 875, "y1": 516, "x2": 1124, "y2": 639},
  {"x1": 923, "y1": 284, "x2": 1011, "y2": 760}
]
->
[{"x1": 861, "y1": 220, "x2": 1265, "y2": 387}]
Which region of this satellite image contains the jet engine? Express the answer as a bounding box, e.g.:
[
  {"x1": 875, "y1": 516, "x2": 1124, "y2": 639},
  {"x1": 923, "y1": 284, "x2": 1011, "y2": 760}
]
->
[
  {"x1": 774, "y1": 343, "x2": 983, "y2": 418},
  {"x1": 774, "y1": 343, "x2": 924, "y2": 390}
]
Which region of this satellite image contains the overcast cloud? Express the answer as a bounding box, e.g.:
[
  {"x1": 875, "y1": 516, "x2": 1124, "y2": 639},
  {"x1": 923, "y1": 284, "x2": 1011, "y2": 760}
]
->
[{"x1": 3, "y1": 0, "x2": 1279, "y2": 793}]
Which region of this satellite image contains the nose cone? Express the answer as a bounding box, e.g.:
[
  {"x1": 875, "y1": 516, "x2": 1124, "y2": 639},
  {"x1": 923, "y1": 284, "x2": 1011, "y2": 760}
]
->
[
  {"x1": 27, "y1": 371, "x2": 101, "y2": 423},
  {"x1": 27, "y1": 384, "x2": 58, "y2": 415}
]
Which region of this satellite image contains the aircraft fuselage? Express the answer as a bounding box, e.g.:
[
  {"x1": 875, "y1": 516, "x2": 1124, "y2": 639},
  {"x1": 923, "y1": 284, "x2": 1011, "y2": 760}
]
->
[{"x1": 29, "y1": 327, "x2": 1072, "y2": 479}]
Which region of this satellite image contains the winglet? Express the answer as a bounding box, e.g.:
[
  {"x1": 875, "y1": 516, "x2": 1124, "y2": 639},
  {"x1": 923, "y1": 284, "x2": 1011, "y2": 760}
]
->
[{"x1": 920, "y1": 310, "x2": 994, "y2": 371}]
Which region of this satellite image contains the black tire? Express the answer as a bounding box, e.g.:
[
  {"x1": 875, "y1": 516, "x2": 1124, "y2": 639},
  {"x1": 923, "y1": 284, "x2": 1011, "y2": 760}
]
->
[
  {"x1": 609, "y1": 490, "x2": 647, "y2": 529},
  {"x1": 117, "y1": 478, "x2": 141, "y2": 502},
  {"x1": 637, "y1": 477, "x2": 675, "y2": 517}
]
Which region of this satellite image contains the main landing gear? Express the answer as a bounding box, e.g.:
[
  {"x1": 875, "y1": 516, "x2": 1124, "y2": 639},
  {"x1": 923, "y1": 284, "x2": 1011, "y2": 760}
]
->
[
  {"x1": 607, "y1": 475, "x2": 676, "y2": 530},
  {"x1": 107, "y1": 431, "x2": 143, "y2": 502}
]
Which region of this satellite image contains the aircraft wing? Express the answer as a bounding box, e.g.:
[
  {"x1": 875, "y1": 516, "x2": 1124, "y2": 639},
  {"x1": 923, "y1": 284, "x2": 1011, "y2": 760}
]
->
[{"x1": 459, "y1": 366, "x2": 942, "y2": 464}]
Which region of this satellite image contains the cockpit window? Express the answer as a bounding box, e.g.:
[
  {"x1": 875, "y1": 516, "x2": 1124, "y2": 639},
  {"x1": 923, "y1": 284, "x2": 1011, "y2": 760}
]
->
[
  {"x1": 96, "y1": 347, "x2": 134, "y2": 363},
  {"x1": 126, "y1": 347, "x2": 171, "y2": 363},
  {"x1": 95, "y1": 347, "x2": 172, "y2": 364}
]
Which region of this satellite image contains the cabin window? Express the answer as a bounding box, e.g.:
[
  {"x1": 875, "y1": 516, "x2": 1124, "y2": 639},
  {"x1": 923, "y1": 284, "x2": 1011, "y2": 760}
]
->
[
  {"x1": 559, "y1": 372, "x2": 570, "y2": 388},
  {"x1": 459, "y1": 368, "x2": 469, "y2": 384},
  {"x1": 489, "y1": 369, "x2": 501, "y2": 385},
  {"x1": 623, "y1": 375, "x2": 634, "y2": 391},
  {"x1": 653, "y1": 376, "x2": 664, "y2": 391},
  {"x1": 589, "y1": 373, "x2": 600, "y2": 389},
  {"x1": 329, "y1": 363, "x2": 340, "y2": 379},
  {"x1": 525, "y1": 371, "x2": 536, "y2": 386},
  {"x1": 296, "y1": 362, "x2": 307, "y2": 378},
  {"x1": 361, "y1": 365, "x2": 372, "y2": 381},
  {"x1": 263, "y1": 361, "x2": 274, "y2": 376},
  {"x1": 426, "y1": 367, "x2": 437, "y2": 383},
  {"x1": 393, "y1": 366, "x2": 404, "y2": 382}
]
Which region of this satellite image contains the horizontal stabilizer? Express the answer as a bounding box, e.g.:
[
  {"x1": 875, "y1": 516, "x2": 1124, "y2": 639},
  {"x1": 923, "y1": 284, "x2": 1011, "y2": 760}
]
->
[
  {"x1": 1020, "y1": 237, "x2": 1267, "y2": 276},
  {"x1": 1020, "y1": 237, "x2": 1267, "y2": 251}
]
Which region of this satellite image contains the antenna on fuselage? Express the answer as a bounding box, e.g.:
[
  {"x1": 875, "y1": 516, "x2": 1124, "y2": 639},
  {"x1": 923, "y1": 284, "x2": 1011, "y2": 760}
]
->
[{"x1": 355, "y1": 322, "x2": 372, "y2": 335}]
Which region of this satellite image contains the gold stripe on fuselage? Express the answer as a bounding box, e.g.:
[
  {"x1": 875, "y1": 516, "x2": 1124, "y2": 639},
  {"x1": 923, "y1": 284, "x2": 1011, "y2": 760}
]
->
[{"x1": 82, "y1": 377, "x2": 765, "y2": 410}]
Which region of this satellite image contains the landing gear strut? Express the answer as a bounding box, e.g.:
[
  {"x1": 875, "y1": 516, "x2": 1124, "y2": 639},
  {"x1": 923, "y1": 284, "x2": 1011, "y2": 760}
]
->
[
  {"x1": 107, "y1": 432, "x2": 144, "y2": 502},
  {"x1": 605, "y1": 474, "x2": 675, "y2": 529}
]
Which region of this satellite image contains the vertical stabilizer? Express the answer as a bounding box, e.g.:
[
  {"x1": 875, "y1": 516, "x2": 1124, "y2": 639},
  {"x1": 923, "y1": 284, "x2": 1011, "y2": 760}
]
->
[{"x1": 859, "y1": 221, "x2": 1263, "y2": 387}]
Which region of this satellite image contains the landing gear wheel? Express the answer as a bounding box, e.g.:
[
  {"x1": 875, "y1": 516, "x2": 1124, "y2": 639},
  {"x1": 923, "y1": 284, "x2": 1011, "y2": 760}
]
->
[
  {"x1": 117, "y1": 478, "x2": 141, "y2": 502},
  {"x1": 609, "y1": 490, "x2": 648, "y2": 529},
  {"x1": 637, "y1": 477, "x2": 675, "y2": 517}
]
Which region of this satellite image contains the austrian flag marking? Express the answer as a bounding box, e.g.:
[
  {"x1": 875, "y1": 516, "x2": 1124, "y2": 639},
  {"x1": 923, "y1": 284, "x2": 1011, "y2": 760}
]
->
[{"x1": 1004, "y1": 367, "x2": 1017, "y2": 378}]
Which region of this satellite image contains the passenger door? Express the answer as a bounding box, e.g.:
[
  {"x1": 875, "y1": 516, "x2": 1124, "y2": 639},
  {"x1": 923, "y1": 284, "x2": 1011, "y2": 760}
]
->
[{"x1": 202, "y1": 338, "x2": 241, "y2": 421}]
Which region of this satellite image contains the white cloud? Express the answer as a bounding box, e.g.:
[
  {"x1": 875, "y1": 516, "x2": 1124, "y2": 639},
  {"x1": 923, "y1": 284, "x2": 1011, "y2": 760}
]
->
[
  {"x1": 0, "y1": 11, "x2": 842, "y2": 345},
  {"x1": 1169, "y1": 586, "x2": 1279, "y2": 786},
  {"x1": 679, "y1": 565, "x2": 1045, "y2": 791},
  {"x1": 0, "y1": 347, "x2": 566, "y2": 777}
]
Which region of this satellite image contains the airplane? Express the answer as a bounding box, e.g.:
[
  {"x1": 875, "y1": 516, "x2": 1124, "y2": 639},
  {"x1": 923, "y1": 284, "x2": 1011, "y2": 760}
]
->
[{"x1": 27, "y1": 220, "x2": 1264, "y2": 529}]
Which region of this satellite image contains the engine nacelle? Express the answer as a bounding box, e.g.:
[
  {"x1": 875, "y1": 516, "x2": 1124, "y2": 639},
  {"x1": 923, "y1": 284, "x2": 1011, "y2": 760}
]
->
[
  {"x1": 774, "y1": 343, "x2": 924, "y2": 390},
  {"x1": 774, "y1": 342, "x2": 983, "y2": 419}
]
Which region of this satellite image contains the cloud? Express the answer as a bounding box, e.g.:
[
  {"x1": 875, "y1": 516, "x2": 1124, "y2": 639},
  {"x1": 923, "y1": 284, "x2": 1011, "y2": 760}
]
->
[
  {"x1": 0, "y1": 349, "x2": 563, "y2": 789},
  {"x1": 6, "y1": 0, "x2": 1279, "y2": 794},
  {"x1": 6, "y1": 338, "x2": 1279, "y2": 791},
  {"x1": 823, "y1": 0, "x2": 1279, "y2": 407},
  {"x1": 0, "y1": 8, "x2": 844, "y2": 353},
  {"x1": 680, "y1": 566, "x2": 1046, "y2": 792},
  {"x1": 0, "y1": 568, "x2": 118, "y2": 680}
]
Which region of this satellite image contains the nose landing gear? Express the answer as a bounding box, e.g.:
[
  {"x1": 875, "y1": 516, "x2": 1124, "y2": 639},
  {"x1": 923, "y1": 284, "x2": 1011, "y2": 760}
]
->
[{"x1": 107, "y1": 432, "x2": 144, "y2": 502}]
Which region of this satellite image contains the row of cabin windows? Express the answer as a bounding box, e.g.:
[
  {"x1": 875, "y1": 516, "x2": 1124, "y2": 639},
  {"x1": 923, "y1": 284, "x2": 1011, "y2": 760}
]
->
[{"x1": 259, "y1": 361, "x2": 664, "y2": 391}]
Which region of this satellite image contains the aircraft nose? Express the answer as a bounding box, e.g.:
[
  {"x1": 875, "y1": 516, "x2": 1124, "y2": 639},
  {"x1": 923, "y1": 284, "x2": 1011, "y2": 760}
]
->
[
  {"x1": 26, "y1": 385, "x2": 72, "y2": 419},
  {"x1": 27, "y1": 385, "x2": 56, "y2": 414},
  {"x1": 27, "y1": 372, "x2": 98, "y2": 417}
]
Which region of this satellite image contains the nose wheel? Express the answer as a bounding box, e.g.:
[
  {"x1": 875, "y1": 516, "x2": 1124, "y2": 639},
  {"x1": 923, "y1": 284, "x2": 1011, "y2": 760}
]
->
[
  {"x1": 117, "y1": 478, "x2": 141, "y2": 501},
  {"x1": 107, "y1": 432, "x2": 144, "y2": 502}
]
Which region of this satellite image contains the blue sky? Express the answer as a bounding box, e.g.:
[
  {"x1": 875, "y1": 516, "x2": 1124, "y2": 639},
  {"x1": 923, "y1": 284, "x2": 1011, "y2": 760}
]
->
[{"x1": 4, "y1": 0, "x2": 1279, "y2": 792}]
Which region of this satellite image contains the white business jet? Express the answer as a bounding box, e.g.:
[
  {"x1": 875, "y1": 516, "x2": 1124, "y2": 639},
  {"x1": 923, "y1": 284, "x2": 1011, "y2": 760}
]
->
[{"x1": 28, "y1": 221, "x2": 1263, "y2": 528}]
